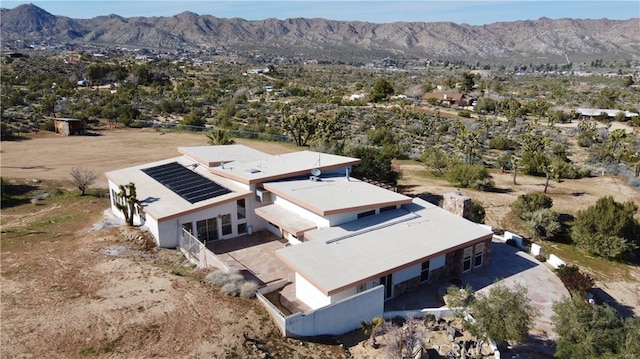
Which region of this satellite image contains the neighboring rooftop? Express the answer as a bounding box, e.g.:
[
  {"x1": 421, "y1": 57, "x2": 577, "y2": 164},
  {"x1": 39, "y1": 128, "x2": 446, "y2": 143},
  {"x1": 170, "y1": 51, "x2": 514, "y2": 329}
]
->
[
  {"x1": 276, "y1": 198, "x2": 494, "y2": 295},
  {"x1": 105, "y1": 156, "x2": 251, "y2": 220},
  {"x1": 178, "y1": 145, "x2": 270, "y2": 168},
  {"x1": 263, "y1": 174, "x2": 412, "y2": 216},
  {"x1": 209, "y1": 150, "x2": 361, "y2": 185},
  {"x1": 576, "y1": 108, "x2": 639, "y2": 118}
]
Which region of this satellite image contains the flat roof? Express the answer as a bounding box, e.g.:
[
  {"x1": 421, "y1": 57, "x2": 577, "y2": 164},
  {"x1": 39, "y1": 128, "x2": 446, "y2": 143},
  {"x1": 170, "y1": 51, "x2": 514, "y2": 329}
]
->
[
  {"x1": 105, "y1": 156, "x2": 251, "y2": 221},
  {"x1": 209, "y1": 151, "x2": 361, "y2": 185},
  {"x1": 178, "y1": 145, "x2": 269, "y2": 168},
  {"x1": 276, "y1": 198, "x2": 493, "y2": 296},
  {"x1": 255, "y1": 204, "x2": 317, "y2": 237},
  {"x1": 263, "y1": 175, "x2": 412, "y2": 216}
]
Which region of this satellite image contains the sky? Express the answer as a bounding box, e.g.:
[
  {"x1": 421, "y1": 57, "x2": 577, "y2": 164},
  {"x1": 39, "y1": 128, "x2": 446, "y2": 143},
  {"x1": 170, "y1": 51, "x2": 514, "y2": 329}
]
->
[{"x1": 2, "y1": 1, "x2": 639, "y2": 25}]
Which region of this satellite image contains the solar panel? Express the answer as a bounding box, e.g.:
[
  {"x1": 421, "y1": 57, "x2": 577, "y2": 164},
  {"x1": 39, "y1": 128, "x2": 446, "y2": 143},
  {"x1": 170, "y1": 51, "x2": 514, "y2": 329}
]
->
[{"x1": 141, "y1": 162, "x2": 232, "y2": 204}]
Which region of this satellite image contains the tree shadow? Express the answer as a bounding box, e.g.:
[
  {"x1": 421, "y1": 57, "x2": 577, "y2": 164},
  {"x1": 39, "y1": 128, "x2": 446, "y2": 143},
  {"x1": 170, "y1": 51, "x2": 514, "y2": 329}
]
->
[
  {"x1": 1, "y1": 135, "x2": 32, "y2": 142},
  {"x1": 485, "y1": 186, "x2": 513, "y2": 194},
  {"x1": 0, "y1": 183, "x2": 40, "y2": 208},
  {"x1": 591, "y1": 287, "x2": 636, "y2": 319}
]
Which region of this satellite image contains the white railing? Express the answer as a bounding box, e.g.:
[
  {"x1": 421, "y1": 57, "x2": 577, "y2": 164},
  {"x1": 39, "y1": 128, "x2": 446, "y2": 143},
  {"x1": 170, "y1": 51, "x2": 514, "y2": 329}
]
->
[
  {"x1": 178, "y1": 229, "x2": 230, "y2": 271},
  {"x1": 179, "y1": 228, "x2": 204, "y2": 264}
]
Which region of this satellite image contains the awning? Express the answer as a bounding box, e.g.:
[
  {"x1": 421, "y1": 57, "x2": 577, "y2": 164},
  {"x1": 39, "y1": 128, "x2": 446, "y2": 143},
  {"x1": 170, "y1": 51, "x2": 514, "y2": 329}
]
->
[{"x1": 255, "y1": 204, "x2": 317, "y2": 237}]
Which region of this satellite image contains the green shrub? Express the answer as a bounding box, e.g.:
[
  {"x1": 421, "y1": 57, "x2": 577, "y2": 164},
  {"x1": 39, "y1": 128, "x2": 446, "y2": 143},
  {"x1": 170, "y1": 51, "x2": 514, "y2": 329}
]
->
[
  {"x1": 445, "y1": 163, "x2": 494, "y2": 190},
  {"x1": 511, "y1": 193, "x2": 553, "y2": 220}
]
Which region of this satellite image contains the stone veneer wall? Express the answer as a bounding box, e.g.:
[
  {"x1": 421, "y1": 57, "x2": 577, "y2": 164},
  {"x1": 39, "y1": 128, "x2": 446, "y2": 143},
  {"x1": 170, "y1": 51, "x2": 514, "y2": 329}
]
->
[
  {"x1": 443, "y1": 192, "x2": 472, "y2": 219},
  {"x1": 394, "y1": 276, "x2": 422, "y2": 297}
]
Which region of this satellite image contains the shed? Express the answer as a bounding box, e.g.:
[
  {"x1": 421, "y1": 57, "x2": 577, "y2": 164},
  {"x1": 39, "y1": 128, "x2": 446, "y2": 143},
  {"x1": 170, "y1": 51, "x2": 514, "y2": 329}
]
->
[{"x1": 54, "y1": 118, "x2": 83, "y2": 136}]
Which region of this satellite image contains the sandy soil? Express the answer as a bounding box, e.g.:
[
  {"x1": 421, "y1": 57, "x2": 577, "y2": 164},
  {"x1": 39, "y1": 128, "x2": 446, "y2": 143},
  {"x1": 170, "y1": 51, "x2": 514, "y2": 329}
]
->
[{"x1": 1, "y1": 129, "x2": 639, "y2": 358}]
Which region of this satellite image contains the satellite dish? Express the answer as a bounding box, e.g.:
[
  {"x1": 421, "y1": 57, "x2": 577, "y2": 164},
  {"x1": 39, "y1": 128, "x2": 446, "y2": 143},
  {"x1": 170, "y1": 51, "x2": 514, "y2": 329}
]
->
[{"x1": 310, "y1": 168, "x2": 322, "y2": 177}]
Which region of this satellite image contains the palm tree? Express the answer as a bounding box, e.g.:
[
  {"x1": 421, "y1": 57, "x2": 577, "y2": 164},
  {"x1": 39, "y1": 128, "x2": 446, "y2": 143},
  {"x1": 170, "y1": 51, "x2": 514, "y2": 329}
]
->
[
  {"x1": 206, "y1": 129, "x2": 235, "y2": 145},
  {"x1": 360, "y1": 316, "x2": 384, "y2": 348}
]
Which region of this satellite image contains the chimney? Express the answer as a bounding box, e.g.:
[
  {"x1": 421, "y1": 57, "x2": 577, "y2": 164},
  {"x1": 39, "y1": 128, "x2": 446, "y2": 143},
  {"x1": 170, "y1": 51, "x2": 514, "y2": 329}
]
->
[{"x1": 443, "y1": 191, "x2": 471, "y2": 219}]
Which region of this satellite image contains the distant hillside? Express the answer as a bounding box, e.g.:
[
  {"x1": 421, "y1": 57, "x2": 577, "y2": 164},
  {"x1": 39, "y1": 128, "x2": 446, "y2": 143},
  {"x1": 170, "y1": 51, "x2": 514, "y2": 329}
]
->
[{"x1": 2, "y1": 4, "x2": 639, "y2": 64}]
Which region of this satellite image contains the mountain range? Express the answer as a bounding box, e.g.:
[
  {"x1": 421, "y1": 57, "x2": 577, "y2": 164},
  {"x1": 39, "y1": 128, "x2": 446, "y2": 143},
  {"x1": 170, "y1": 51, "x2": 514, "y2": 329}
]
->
[{"x1": 2, "y1": 4, "x2": 639, "y2": 64}]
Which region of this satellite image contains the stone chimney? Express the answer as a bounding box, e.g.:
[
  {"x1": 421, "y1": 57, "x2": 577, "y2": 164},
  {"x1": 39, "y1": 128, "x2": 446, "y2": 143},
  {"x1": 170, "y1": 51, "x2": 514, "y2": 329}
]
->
[{"x1": 443, "y1": 191, "x2": 472, "y2": 219}]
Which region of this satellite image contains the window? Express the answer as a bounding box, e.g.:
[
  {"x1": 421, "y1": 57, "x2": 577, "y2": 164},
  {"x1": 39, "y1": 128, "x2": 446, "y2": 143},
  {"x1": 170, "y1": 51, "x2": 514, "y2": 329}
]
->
[
  {"x1": 420, "y1": 260, "x2": 430, "y2": 282},
  {"x1": 463, "y1": 246, "x2": 473, "y2": 272},
  {"x1": 357, "y1": 209, "x2": 375, "y2": 219},
  {"x1": 474, "y1": 242, "x2": 484, "y2": 268},
  {"x1": 237, "y1": 223, "x2": 247, "y2": 234},
  {"x1": 380, "y1": 205, "x2": 396, "y2": 213},
  {"x1": 237, "y1": 199, "x2": 246, "y2": 219},
  {"x1": 357, "y1": 283, "x2": 367, "y2": 293},
  {"x1": 221, "y1": 214, "x2": 232, "y2": 236},
  {"x1": 196, "y1": 217, "x2": 218, "y2": 243}
]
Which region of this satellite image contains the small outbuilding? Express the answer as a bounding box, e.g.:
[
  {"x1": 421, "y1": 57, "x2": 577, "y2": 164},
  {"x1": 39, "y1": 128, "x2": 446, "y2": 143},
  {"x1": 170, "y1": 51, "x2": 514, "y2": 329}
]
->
[{"x1": 54, "y1": 118, "x2": 83, "y2": 136}]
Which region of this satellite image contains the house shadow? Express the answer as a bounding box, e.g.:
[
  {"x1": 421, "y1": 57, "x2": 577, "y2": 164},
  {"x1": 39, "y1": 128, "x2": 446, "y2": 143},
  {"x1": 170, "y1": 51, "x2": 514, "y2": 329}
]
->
[
  {"x1": 460, "y1": 241, "x2": 539, "y2": 292},
  {"x1": 386, "y1": 241, "x2": 540, "y2": 312},
  {"x1": 408, "y1": 192, "x2": 444, "y2": 206},
  {"x1": 591, "y1": 287, "x2": 636, "y2": 319}
]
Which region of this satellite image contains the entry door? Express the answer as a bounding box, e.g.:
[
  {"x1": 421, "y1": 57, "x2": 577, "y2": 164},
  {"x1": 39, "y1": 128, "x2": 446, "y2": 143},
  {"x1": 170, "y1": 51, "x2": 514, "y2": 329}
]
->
[{"x1": 380, "y1": 274, "x2": 393, "y2": 300}]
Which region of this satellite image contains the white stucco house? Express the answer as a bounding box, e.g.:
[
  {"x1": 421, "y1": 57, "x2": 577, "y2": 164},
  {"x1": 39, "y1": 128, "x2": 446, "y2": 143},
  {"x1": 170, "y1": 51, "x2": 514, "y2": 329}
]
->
[{"x1": 106, "y1": 145, "x2": 493, "y2": 336}]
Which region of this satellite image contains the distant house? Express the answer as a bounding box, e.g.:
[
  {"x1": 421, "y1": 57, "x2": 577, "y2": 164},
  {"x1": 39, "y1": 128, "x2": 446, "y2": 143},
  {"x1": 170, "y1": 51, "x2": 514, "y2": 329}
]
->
[
  {"x1": 53, "y1": 118, "x2": 83, "y2": 136},
  {"x1": 576, "y1": 108, "x2": 639, "y2": 121},
  {"x1": 422, "y1": 92, "x2": 468, "y2": 107},
  {"x1": 106, "y1": 145, "x2": 493, "y2": 337}
]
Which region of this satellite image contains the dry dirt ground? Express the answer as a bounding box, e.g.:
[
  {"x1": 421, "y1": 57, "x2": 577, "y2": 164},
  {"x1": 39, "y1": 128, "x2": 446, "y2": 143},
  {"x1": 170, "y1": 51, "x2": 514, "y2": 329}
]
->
[{"x1": 1, "y1": 128, "x2": 639, "y2": 358}]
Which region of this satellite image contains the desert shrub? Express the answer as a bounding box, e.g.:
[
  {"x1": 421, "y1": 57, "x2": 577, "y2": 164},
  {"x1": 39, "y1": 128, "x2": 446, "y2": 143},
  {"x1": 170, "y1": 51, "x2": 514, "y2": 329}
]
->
[
  {"x1": 511, "y1": 193, "x2": 553, "y2": 220},
  {"x1": 445, "y1": 163, "x2": 494, "y2": 190},
  {"x1": 206, "y1": 270, "x2": 228, "y2": 286},
  {"x1": 572, "y1": 196, "x2": 640, "y2": 260},
  {"x1": 40, "y1": 119, "x2": 55, "y2": 132},
  {"x1": 555, "y1": 265, "x2": 594, "y2": 296},
  {"x1": 527, "y1": 208, "x2": 561, "y2": 241},
  {"x1": 457, "y1": 109, "x2": 472, "y2": 118},
  {"x1": 221, "y1": 282, "x2": 240, "y2": 296},
  {"x1": 489, "y1": 135, "x2": 516, "y2": 150},
  {"x1": 468, "y1": 199, "x2": 486, "y2": 224},
  {"x1": 239, "y1": 281, "x2": 259, "y2": 298},
  {"x1": 535, "y1": 254, "x2": 547, "y2": 262}
]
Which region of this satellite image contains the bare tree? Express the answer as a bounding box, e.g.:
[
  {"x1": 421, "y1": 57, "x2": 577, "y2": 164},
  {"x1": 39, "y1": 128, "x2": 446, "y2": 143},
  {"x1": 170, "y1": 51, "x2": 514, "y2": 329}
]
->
[
  {"x1": 383, "y1": 317, "x2": 426, "y2": 359},
  {"x1": 70, "y1": 167, "x2": 97, "y2": 196}
]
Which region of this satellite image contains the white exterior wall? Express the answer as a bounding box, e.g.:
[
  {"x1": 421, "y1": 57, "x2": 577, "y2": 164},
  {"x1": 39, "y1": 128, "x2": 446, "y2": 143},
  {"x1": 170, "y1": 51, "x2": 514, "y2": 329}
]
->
[
  {"x1": 394, "y1": 264, "x2": 421, "y2": 283},
  {"x1": 156, "y1": 220, "x2": 177, "y2": 248},
  {"x1": 325, "y1": 211, "x2": 359, "y2": 226},
  {"x1": 431, "y1": 254, "x2": 446, "y2": 270},
  {"x1": 273, "y1": 196, "x2": 331, "y2": 228},
  {"x1": 330, "y1": 286, "x2": 357, "y2": 303},
  {"x1": 175, "y1": 200, "x2": 239, "y2": 238},
  {"x1": 295, "y1": 273, "x2": 331, "y2": 309},
  {"x1": 144, "y1": 215, "x2": 160, "y2": 245},
  {"x1": 284, "y1": 285, "x2": 384, "y2": 337}
]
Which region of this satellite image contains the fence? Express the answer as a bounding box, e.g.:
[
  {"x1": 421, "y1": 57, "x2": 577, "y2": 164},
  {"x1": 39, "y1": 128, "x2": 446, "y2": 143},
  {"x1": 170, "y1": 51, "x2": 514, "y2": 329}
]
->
[
  {"x1": 122, "y1": 120, "x2": 295, "y2": 143},
  {"x1": 178, "y1": 229, "x2": 230, "y2": 271}
]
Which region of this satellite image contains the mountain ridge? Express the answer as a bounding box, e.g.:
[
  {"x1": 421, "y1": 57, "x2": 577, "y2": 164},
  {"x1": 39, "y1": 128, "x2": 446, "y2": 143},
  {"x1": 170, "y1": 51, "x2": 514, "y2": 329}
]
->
[{"x1": 2, "y1": 4, "x2": 639, "y2": 64}]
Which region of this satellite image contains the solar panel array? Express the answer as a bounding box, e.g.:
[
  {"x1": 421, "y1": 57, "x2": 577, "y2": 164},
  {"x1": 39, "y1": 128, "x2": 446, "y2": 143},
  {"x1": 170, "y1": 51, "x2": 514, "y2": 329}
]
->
[{"x1": 141, "y1": 162, "x2": 232, "y2": 204}]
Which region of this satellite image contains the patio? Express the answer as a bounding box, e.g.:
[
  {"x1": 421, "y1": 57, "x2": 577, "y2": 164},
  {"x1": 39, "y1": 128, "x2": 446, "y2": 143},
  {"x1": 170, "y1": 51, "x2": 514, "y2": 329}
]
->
[{"x1": 206, "y1": 231, "x2": 311, "y2": 313}]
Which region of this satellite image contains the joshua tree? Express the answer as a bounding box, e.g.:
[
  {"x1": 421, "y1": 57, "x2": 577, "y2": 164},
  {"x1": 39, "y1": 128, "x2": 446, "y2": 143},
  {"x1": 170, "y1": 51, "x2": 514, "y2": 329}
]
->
[{"x1": 115, "y1": 182, "x2": 141, "y2": 226}]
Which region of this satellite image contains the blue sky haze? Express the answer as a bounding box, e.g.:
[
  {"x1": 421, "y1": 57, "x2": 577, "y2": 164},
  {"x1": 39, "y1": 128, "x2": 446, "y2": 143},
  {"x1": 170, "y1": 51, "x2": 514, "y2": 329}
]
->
[{"x1": 3, "y1": 1, "x2": 638, "y2": 25}]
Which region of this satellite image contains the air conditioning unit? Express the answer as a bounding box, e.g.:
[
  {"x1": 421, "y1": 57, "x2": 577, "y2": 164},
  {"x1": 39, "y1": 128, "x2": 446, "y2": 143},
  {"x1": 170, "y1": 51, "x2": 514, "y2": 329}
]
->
[{"x1": 255, "y1": 189, "x2": 272, "y2": 204}]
